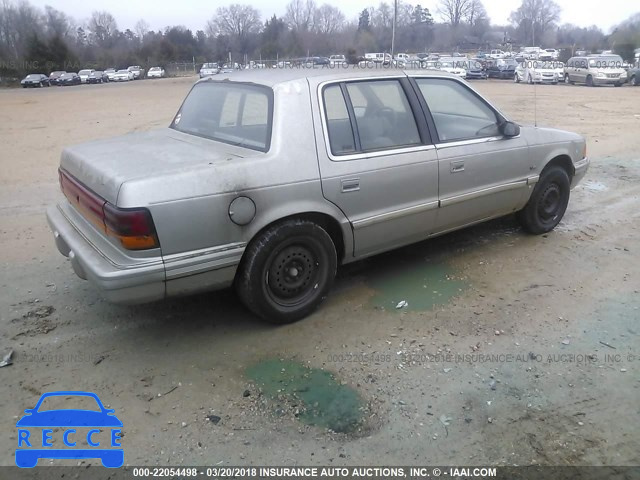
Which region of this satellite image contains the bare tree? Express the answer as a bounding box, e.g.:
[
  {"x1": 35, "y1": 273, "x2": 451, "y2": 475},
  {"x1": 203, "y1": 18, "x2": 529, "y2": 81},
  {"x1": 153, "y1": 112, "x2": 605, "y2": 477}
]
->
[
  {"x1": 284, "y1": 0, "x2": 316, "y2": 31},
  {"x1": 313, "y1": 4, "x2": 345, "y2": 35},
  {"x1": 437, "y1": 0, "x2": 472, "y2": 28},
  {"x1": 135, "y1": 19, "x2": 149, "y2": 39},
  {"x1": 44, "y1": 6, "x2": 72, "y2": 38},
  {"x1": 89, "y1": 11, "x2": 117, "y2": 45},
  {"x1": 510, "y1": 0, "x2": 561, "y2": 45},
  {"x1": 207, "y1": 4, "x2": 261, "y2": 53},
  {"x1": 372, "y1": 2, "x2": 392, "y2": 29},
  {"x1": 465, "y1": 0, "x2": 487, "y2": 27}
]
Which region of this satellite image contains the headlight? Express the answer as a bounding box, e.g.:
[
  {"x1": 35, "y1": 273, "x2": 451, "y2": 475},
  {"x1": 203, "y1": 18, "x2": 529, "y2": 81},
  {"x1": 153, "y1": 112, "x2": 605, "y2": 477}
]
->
[
  {"x1": 620, "y1": 72, "x2": 627, "y2": 78},
  {"x1": 596, "y1": 72, "x2": 606, "y2": 78}
]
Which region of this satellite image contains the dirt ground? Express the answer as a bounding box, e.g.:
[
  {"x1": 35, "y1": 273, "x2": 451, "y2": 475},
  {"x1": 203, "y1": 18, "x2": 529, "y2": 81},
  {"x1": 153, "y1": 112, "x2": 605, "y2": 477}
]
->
[{"x1": 0, "y1": 76, "x2": 639, "y2": 472}]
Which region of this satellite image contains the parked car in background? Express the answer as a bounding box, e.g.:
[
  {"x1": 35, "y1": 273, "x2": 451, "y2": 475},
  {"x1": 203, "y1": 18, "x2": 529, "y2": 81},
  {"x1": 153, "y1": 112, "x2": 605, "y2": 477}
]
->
[
  {"x1": 438, "y1": 60, "x2": 467, "y2": 78},
  {"x1": 78, "y1": 69, "x2": 95, "y2": 83},
  {"x1": 58, "y1": 72, "x2": 81, "y2": 86},
  {"x1": 487, "y1": 49, "x2": 506, "y2": 59},
  {"x1": 220, "y1": 63, "x2": 240, "y2": 73},
  {"x1": 113, "y1": 69, "x2": 134, "y2": 82},
  {"x1": 87, "y1": 71, "x2": 109, "y2": 84},
  {"x1": 564, "y1": 55, "x2": 627, "y2": 86},
  {"x1": 329, "y1": 54, "x2": 346, "y2": 66},
  {"x1": 46, "y1": 69, "x2": 588, "y2": 323},
  {"x1": 364, "y1": 52, "x2": 392, "y2": 65},
  {"x1": 515, "y1": 61, "x2": 560, "y2": 84},
  {"x1": 486, "y1": 58, "x2": 518, "y2": 79},
  {"x1": 147, "y1": 67, "x2": 166, "y2": 78},
  {"x1": 199, "y1": 63, "x2": 220, "y2": 78},
  {"x1": 627, "y1": 61, "x2": 640, "y2": 86},
  {"x1": 464, "y1": 59, "x2": 488, "y2": 79},
  {"x1": 48, "y1": 71, "x2": 66, "y2": 85},
  {"x1": 539, "y1": 49, "x2": 559, "y2": 61},
  {"x1": 127, "y1": 66, "x2": 145, "y2": 79},
  {"x1": 104, "y1": 68, "x2": 117, "y2": 81},
  {"x1": 21, "y1": 73, "x2": 50, "y2": 87},
  {"x1": 521, "y1": 47, "x2": 542, "y2": 59}
]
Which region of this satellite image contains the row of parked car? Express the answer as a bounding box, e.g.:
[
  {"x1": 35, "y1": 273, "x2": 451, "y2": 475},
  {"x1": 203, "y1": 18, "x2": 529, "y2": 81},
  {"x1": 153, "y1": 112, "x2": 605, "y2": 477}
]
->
[
  {"x1": 404, "y1": 54, "x2": 638, "y2": 87},
  {"x1": 20, "y1": 66, "x2": 166, "y2": 88}
]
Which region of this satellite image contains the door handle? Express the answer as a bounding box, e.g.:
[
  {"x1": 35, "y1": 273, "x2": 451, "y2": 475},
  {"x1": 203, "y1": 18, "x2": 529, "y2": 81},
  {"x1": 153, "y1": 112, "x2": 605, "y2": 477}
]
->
[
  {"x1": 450, "y1": 162, "x2": 465, "y2": 173},
  {"x1": 341, "y1": 179, "x2": 360, "y2": 192}
]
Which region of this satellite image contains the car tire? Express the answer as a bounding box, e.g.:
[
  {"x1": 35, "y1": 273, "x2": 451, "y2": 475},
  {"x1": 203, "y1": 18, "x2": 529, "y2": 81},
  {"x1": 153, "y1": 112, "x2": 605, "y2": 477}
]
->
[
  {"x1": 614, "y1": 82, "x2": 622, "y2": 87},
  {"x1": 586, "y1": 75, "x2": 594, "y2": 87},
  {"x1": 630, "y1": 75, "x2": 637, "y2": 86},
  {"x1": 235, "y1": 219, "x2": 337, "y2": 324},
  {"x1": 527, "y1": 75, "x2": 533, "y2": 84},
  {"x1": 517, "y1": 166, "x2": 571, "y2": 235},
  {"x1": 514, "y1": 73, "x2": 520, "y2": 83}
]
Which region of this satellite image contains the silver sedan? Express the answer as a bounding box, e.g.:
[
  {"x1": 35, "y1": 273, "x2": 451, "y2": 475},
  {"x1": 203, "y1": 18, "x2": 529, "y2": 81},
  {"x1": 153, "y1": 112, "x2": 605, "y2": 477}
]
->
[{"x1": 47, "y1": 69, "x2": 589, "y2": 323}]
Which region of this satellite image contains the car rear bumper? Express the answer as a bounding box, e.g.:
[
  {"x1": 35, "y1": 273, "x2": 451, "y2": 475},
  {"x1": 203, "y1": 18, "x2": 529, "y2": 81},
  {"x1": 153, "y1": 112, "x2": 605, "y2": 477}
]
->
[
  {"x1": 47, "y1": 203, "x2": 166, "y2": 304},
  {"x1": 47, "y1": 202, "x2": 244, "y2": 304}
]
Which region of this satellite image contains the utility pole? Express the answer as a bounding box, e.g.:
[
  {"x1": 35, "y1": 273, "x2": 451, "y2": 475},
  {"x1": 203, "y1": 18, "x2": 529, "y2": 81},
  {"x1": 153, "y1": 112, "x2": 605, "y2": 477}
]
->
[{"x1": 391, "y1": 0, "x2": 398, "y2": 57}]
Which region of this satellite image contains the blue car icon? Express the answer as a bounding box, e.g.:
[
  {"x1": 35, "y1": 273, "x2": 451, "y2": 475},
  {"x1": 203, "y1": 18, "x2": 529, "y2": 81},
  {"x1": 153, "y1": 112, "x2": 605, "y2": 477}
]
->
[{"x1": 16, "y1": 391, "x2": 123, "y2": 468}]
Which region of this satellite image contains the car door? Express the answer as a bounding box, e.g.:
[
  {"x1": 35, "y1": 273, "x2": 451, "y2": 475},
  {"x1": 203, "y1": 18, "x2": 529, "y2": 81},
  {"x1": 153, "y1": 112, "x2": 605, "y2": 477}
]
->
[
  {"x1": 412, "y1": 77, "x2": 532, "y2": 233},
  {"x1": 314, "y1": 77, "x2": 439, "y2": 258},
  {"x1": 574, "y1": 58, "x2": 587, "y2": 83}
]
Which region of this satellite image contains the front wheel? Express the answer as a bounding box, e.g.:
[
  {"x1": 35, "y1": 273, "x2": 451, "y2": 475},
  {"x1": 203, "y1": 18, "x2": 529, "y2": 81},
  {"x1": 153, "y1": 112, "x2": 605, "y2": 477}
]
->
[
  {"x1": 517, "y1": 166, "x2": 571, "y2": 235},
  {"x1": 514, "y1": 73, "x2": 520, "y2": 83},
  {"x1": 586, "y1": 75, "x2": 594, "y2": 87},
  {"x1": 235, "y1": 219, "x2": 337, "y2": 324}
]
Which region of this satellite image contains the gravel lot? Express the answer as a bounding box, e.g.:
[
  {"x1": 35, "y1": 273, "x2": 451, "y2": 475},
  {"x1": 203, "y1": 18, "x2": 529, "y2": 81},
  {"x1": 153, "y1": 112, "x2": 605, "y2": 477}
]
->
[{"x1": 1, "y1": 76, "x2": 639, "y2": 471}]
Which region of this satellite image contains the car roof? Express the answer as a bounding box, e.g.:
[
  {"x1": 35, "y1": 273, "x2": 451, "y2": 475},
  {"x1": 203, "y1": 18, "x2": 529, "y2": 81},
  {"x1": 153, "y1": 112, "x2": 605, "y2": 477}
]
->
[{"x1": 196, "y1": 67, "x2": 459, "y2": 87}]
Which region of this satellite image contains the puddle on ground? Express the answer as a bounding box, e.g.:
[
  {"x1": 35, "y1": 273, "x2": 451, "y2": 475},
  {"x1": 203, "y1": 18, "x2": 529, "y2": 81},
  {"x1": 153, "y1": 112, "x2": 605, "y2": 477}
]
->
[
  {"x1": 246, "y1": 359, "x2": 364, "y2": 433},
  {"x1": 581, "y1": 180, "x2": 608, "y2": 192},
  {"x1": 367, "y1": 258, "x2": 467, "y2": 312}
]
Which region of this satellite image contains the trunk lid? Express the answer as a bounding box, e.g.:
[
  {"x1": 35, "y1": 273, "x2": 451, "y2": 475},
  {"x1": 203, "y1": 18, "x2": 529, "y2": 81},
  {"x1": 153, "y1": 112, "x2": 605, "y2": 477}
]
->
[{"x1": 60, "y1": 128, "x2": 251, "y2": 204}]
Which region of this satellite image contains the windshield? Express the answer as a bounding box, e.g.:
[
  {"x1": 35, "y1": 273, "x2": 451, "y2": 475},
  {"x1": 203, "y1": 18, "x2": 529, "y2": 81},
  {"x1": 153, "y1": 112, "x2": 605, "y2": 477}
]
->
[
  {"x1": 202, "y1": 63, "x2": 217, "y2": 69},
  {"x1": 171, "y1": 82, "x2": 273, "y2": 152},
  {"x1": 117, "y1": 70, "x2": 128, "y2": 73},
  {"x1": 61, "y1": 73, "x2": 75, "y2": 78},
  {"x1": 79, "y1": 70, "x2": 91, "y2": 75},
  {"x1": 26, "y1": 74, "x2": 41, "y2": 79}
]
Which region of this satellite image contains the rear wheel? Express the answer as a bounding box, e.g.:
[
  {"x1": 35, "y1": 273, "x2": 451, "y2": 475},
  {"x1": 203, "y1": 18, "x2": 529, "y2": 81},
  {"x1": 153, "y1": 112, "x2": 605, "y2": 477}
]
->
[
  {"x1": 586, "y1": 75, "x2": 594, "y2": 87},
  {"x1": 517, "y1": 166, "x2": 571, "y2": 234},
  {"x1": 235, "y1": 219, "x2": 337, "y2": 324}
]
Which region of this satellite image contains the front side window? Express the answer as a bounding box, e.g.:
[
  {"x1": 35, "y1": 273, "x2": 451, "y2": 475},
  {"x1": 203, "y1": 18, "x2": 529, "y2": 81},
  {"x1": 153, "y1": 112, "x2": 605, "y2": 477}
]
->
[
  {"x1": 171, "y1": 82, "x2": 272, "y2": 152},
  {"x1": 416, "y1": 78, "x2": 500, "y2": 142}
]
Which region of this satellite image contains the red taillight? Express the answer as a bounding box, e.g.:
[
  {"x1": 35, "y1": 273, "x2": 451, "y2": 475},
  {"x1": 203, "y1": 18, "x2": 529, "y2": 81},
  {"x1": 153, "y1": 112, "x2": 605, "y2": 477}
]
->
[
  {"x1": 59, "y1": 169, "x2": 160, "y2": 251},
  {"x1": 103, "y1": 203, "x2": 159, "y2": 250}
]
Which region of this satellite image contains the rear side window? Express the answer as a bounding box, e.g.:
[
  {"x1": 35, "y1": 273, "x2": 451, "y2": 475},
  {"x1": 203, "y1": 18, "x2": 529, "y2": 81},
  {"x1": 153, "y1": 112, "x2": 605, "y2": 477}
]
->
[
  {"x1": 323, "y1": 85, "x2": 356, "y2": 155},
  {"x1": 322, "y1": 79, "x2": 422, "y2": 156},
  {"x1": 417, "y1": 78, "x2": 499, "y2": 142},
  {"x1": 346, "y1": 81, "x2": 421, "y2": 151},
  {"x1": 171, "y1": 82, "x2": 272, "y2": 152}
]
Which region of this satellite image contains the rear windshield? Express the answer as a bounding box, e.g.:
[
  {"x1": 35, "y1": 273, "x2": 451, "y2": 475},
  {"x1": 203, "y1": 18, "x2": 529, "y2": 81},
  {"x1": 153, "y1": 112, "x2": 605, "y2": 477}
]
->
[{"x1": 171, "y1": 82, "x2": 273, "y2": 152}]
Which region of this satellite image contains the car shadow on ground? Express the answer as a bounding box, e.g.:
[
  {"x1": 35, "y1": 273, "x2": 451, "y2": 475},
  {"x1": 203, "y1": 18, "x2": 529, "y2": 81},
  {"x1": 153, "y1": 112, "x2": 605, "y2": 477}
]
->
[{"x1": 114, "y1": 214, "x2": 523, "y2": 336}]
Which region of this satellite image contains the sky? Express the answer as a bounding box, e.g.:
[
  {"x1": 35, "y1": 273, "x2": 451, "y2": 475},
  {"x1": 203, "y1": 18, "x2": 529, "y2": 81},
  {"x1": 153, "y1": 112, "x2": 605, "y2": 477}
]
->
[{"x1": 28, "y1": 0, "x2": 638, "y2": 34}]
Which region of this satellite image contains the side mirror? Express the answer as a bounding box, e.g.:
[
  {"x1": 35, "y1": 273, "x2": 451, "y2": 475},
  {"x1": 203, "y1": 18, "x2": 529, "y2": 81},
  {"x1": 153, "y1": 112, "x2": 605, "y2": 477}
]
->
[{"x1": 500, "y1": 121, "x2": 520, "y2": 138}]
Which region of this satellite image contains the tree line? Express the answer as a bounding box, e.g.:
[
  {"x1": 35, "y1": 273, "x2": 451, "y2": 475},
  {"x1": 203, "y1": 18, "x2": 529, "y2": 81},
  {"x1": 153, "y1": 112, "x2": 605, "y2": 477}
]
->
[{"x1": 1, "y1": 0, "x2": 638, "y2": 79}]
